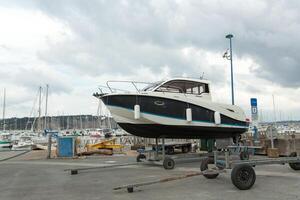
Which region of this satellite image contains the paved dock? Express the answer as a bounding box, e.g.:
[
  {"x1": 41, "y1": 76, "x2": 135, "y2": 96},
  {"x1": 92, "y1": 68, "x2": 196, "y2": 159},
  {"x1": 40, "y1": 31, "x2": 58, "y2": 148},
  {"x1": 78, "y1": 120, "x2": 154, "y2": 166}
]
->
[{"x1": 0, "y1": 151, "x2": 299, "y2": 200}]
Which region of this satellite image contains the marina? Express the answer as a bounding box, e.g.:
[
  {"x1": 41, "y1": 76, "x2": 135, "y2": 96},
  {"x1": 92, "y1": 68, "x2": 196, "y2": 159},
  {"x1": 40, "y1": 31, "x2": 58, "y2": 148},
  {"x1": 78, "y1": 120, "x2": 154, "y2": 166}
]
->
[
  {"x1": 1, "y1": 1, "x2": 300, "y2": 200},
  {"x1": 0, "y1": 76, "x2": 300, "y2": 199}
]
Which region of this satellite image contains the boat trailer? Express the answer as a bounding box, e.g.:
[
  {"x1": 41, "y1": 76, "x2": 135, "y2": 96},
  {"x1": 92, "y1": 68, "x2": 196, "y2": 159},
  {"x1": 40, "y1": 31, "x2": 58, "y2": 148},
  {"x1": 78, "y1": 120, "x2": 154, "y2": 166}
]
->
[
  {"x1": 67, "y1": 137, "x2": 300, "y2": 192},
  {"x1": 115, "y1": 148, "x2": 300, "y2": 192}
]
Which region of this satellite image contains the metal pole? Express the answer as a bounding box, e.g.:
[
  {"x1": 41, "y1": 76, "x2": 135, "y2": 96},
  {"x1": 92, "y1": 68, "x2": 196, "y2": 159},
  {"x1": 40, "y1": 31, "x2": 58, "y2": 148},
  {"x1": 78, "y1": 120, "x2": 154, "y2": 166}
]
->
[
  {"x1": 47, "y1": 133, "x2": 52, "y2": 159},
  {"x1": 270, "y1": 94, "x2": 276, "y2": 149},
  {"x1": 162, "y1": 137, "x2": 165, "y2": 160},
  {"x1": 229, "y1": 38, "x2": 234, "y2": 105},
  {"x1": 155, "y1": 138, "x2": 158, "y2": 160},
  {"x1": 38, "y1": 86, "x2": 42, "y2": 132},
  {"x1": 226, "y1": 34, "x2": 234, "y2": 105},
  {"x1": 2, "y1": 88, "x2": 6, "y2": 131}
]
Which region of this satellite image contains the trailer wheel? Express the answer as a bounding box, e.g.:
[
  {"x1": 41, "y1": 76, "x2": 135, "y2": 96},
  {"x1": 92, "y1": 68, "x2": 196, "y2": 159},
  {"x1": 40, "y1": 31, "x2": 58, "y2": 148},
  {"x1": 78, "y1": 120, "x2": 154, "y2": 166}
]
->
[
  {"x1": 240, "y1": 151, "x2": 250, "y2": 160},
  {"x1": 127, "y1": 187, "x2": 134, "y2": 193},
  {"x1": 166, "y1": 147, "x2": 175, "y2": 155},
  {"x1": 182, "y1": 146, "x2": 189, "y2": 153},
  {"x1": 200, "y1": 157, "x2": 219, "y2": 179},
  {"x1": 136, "y1": 154, "x2": 146, "y2": 162},
  {"x1": 231, "y1": 164, "x2": 256, "y2": 190},
  {"x1": 289, "y1": 152, "x2": 300, "y2": 170},
  {"x1": 70, "y1": 170, "x2": 78, "y2": 175},
  {"x1": 163, "y1": 157, "x2": 175, "y2": 170}
]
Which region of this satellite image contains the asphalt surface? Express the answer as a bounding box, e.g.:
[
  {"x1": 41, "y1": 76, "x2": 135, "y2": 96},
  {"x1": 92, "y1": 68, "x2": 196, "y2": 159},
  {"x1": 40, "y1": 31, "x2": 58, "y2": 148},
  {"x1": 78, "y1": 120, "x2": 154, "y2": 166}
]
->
[{"x1": 0, "y1": 153, "x2": 300, "y2": 200}]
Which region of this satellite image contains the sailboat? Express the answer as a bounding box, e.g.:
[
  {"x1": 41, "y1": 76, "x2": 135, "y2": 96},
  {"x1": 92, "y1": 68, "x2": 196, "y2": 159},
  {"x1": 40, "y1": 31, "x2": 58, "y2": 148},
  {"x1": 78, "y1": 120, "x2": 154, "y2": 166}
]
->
[{"x1": 0, "y1": 88, "x2": 12, "y2": 148}]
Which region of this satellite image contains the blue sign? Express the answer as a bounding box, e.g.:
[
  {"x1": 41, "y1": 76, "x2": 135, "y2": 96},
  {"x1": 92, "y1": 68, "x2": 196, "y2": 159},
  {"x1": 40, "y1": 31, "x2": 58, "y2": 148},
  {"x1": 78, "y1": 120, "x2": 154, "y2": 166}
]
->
[
  {"x1": 250, "y1": 98, "x2": 258, "y2": 121},
  {"x1": 250, "y1": 98, "x2": 257, "y2": 106}
]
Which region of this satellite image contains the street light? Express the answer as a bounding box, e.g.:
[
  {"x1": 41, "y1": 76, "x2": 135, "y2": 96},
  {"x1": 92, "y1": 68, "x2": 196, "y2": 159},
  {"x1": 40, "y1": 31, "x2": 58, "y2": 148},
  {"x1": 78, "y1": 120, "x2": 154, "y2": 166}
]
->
[{"x1": 225, "y1": 34, "x2": 234, "y2": 105}]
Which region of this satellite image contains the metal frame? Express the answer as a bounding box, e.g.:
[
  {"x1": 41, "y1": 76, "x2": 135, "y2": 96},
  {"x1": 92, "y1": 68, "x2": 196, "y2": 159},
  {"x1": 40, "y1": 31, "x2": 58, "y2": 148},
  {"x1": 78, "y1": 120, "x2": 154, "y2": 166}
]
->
[
  {"x1": 114, "y1": 148, "x2": 300, "y2": 192},
  {"x1": 136, "y1": 137, "x2": 206, "y2": 169}
]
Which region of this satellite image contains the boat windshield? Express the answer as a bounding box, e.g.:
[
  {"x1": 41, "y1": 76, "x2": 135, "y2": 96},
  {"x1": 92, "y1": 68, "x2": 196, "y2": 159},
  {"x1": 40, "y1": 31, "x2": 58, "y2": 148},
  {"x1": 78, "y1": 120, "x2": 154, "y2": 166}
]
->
[
  {"x1": 155, "y1": 80, "x2": 209, "y2": 94},
  {"x1": 142, "y1": 81, "x2": 164, "y2": 91}
]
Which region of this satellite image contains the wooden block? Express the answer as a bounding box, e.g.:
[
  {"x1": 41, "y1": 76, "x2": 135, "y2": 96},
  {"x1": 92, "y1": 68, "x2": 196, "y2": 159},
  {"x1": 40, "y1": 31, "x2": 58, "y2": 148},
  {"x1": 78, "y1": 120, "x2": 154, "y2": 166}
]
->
[{"x1": 267, "y1": 148, "x2": 279, "y2": 158}]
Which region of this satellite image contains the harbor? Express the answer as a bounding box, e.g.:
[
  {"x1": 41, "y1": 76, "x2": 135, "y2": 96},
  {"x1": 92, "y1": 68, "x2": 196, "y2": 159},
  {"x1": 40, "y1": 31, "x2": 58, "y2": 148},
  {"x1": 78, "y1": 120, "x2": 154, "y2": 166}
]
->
[{"x1": 1, "y1": 1, "x2": 300, "y2": 200}]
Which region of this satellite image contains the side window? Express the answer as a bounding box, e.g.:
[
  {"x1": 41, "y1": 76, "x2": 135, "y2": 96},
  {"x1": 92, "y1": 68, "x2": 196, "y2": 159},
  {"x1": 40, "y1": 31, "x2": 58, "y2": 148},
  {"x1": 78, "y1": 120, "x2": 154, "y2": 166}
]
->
[
  {"x1": 155, "y1": 81, "x2": 182, "y2": 93},
  {"x1": 204, "y1": 84, "x2": 209, "y2": 93},
  {"x1": 186, "y1": 87, "x2": 192, "y2": 93},
  {"x1": 192, "y1": 86, "x2": 199, "y2": 94},
  {"x1": 188, "y1": 83, "x2": 208, "y2": 95},
  {"x1": 162, "y1": 87, "x2": 180, "y2": 93},
  {"x1": 199, "y1": 85, "x2": 204, "y2": 93}
]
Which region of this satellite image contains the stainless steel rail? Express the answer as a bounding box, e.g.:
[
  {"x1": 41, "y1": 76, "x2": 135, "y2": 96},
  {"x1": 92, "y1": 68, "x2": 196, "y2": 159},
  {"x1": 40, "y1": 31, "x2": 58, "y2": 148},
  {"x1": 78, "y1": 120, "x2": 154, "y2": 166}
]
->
[{"x1": 106, "y1": 80, "x2": 154, "y2": 93}]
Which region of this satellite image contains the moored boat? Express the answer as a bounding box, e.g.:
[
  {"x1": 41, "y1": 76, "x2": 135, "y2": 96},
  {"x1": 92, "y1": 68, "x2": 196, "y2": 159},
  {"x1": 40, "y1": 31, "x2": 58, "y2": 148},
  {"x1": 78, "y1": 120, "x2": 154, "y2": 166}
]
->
[{"x1": 0, "y1": 132, "x2": 12, "y2": 148}]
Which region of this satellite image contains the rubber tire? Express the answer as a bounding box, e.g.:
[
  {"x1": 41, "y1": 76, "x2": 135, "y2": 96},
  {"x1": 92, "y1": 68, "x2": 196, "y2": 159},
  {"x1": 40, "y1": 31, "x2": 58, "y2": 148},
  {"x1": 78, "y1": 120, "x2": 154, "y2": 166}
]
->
[
  {"x1": 136, "y1": 154, "x2": 146, "y2": 162},
  {"x1": 127, "y1": 187, "x2": 134, "y2": 193},
  {"x1": 71, "y1": 170, "x2": 78, "y2": 175},
  {"x1": 182, "y1": 146, "x2": 189, "y2": 153},
  {"x1": 231, "y1": 164, "x2": 256, "y2": 190},
  {"x1": 200, "y1": 157, "x2": 219, "y2": 179},
  {"x1": 163, "y1": 157, "x2": 175, "y2": 170},
  {"x1": 289, "y1": 152, "x2": 300, "y2": 170},
  {"x1": 166, "y1": 147, "x2": 175, "y2": 155},
  {"x1": 240, "y1": 151, "x2": 250, "y2": 160}
]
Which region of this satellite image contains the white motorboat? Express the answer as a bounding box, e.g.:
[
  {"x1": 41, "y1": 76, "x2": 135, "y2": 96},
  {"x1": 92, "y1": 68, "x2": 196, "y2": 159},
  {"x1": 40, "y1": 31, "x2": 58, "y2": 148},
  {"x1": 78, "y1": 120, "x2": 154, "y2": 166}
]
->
[
  {"x1": 94, "y1": 77, "x2": 249, "y2": 140},
  {"x1": 12, "y1": 136, "x2": 34, "y2": 150},
  {"x1": 0, "y1": 132, "x2": 12, "y2": 148}
]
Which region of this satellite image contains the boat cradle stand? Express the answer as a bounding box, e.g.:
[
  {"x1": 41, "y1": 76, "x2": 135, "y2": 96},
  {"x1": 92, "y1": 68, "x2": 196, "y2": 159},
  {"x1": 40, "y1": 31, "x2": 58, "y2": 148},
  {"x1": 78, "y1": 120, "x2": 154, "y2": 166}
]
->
[{"x1": 136, "y1": 136, "x2": 209, "y2": 170}]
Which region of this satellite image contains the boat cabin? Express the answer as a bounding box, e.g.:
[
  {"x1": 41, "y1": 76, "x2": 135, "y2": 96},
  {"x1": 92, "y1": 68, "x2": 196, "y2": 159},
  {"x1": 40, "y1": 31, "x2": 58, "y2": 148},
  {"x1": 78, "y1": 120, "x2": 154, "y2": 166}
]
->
[{"x1": 144, "y1": 78, "x2": 211, "y2": 99}]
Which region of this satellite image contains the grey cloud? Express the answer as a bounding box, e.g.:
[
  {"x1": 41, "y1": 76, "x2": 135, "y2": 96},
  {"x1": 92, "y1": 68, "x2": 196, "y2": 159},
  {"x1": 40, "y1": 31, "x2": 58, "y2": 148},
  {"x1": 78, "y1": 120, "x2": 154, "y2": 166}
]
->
[
  {"x1": 14, "y1": 66, "x2": 72, "y2": 94},
  {"x1": 8, "y1": 0, "x2": 300, "y2": 88}
]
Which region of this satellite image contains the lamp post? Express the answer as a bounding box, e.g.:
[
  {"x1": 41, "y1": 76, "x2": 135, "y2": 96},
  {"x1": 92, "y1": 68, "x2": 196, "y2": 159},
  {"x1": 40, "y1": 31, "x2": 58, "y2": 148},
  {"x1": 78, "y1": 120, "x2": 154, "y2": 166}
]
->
[{"x1": 225, "y1": 34, "x2": 234, "y2": 105}]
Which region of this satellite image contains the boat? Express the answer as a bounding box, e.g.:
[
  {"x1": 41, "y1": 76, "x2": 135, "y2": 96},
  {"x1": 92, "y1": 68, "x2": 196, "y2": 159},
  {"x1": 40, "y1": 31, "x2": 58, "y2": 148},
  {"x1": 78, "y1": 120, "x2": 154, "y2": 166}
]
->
[
  {"x1": 113, "y1": 128, "x2": 125, "y2": 137},
  {"x1": 90, "y1": 129, "x2": 105, "y2": 138},
  {"x1": 0, "y1": 89, "x2": 12, "y2": 148},
  {"x1": 11, "y1": 135, "x2": 34, "y2": 150},
  {"x1": 0, "y1": 132, "x2": 12, "y2": 148},
  {"x1": 94, "y1": 77, "x2": 249, "y2": 139}
]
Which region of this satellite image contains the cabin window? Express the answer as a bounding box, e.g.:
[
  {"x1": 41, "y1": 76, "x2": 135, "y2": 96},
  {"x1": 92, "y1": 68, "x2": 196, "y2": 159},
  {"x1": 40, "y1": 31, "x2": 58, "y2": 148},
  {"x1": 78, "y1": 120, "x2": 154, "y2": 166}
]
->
[{"x1": 155, "y1": 80, "x2": 209, "y2": 94}]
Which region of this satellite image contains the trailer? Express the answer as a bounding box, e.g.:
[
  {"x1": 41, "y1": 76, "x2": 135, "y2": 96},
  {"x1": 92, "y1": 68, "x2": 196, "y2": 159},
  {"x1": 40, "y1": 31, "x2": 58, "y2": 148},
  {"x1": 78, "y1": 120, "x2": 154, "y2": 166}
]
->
[
  {"x1": 200, "y1": 150, "x2": 300, "y2": 190},
  {"x1": 114, "y1": 149, "x2": 300, "y2": 192}
]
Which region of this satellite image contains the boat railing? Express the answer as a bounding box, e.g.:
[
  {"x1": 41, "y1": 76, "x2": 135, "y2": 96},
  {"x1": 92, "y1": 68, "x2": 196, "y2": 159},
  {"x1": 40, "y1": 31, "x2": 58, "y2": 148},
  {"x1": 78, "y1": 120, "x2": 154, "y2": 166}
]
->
[
  {"x1": 102, "y1": 80, "x2": 154, "y2": 93},
  {"x1": 97, "y1": 81, "x2": 193, "y2": 99},
  {"x1": 98, "y1": 85, "x2": 130, "y2": 94}
]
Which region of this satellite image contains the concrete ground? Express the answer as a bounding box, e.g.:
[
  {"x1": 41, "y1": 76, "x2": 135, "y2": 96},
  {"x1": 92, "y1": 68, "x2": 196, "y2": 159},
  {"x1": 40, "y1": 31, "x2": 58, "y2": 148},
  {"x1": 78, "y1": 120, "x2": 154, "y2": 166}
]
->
[{"x1": 0, "y1": 151, "x2": 300, "y2": 200}]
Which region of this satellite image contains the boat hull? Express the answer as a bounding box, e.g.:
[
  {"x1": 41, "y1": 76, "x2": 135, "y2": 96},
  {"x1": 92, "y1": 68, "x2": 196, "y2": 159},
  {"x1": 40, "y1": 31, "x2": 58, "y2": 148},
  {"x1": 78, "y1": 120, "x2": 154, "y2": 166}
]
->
[
  {"x1": 0, "y1": 142, "x2": 12, "y2": 148},
  {"x1": 100, "y1": 94, "x2": 248, "y2": 139},
  {"x1": 118, "y1": 123, "x2": 246, "y2": 139}
]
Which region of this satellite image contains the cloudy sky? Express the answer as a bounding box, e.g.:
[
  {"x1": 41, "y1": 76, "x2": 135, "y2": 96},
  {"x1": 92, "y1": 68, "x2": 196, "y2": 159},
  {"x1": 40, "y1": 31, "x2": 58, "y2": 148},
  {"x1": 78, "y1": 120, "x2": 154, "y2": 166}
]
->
[{"x1": 0, "y1": 0, "x2": 300, "y2": 121}]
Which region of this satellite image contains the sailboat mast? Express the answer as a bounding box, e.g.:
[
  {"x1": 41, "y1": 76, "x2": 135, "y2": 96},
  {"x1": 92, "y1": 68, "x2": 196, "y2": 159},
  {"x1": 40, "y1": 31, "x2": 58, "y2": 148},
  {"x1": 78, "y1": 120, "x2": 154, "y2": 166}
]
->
[
  {"x1": 2, "y1": 88, "x2": 6, "y2": 131},
  {"x1": 44, "y1": 84, "x2": 49, "y2": 130},
  {"x1": 38, "y1": 86, "x2": 42, "y2": 131}
]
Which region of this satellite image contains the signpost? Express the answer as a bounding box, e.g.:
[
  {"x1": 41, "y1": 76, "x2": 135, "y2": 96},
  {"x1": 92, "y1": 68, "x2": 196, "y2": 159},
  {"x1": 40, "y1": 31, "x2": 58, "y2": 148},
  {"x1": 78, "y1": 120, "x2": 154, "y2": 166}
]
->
[
  {"x1": 250, "y1": 98, "x2": 259, "y2": 142},
  {"x1": 250, "y1": 98, "x2": 258, "y2": 121}
]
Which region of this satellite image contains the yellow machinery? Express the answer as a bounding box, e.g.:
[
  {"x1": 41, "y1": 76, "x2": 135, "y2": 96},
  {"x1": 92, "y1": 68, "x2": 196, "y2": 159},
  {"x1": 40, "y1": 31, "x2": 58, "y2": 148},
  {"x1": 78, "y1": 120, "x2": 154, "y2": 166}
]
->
[{"x1": 86, "y1": 138, "x2": 124, "y2": 152}]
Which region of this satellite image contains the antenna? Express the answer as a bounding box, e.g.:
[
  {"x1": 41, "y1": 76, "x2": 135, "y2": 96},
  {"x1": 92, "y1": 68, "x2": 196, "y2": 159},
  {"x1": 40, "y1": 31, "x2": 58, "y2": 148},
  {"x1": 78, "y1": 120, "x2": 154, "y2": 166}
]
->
[{"x1": 200, "y1": 72, "x2": 204, "y2": 79}]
